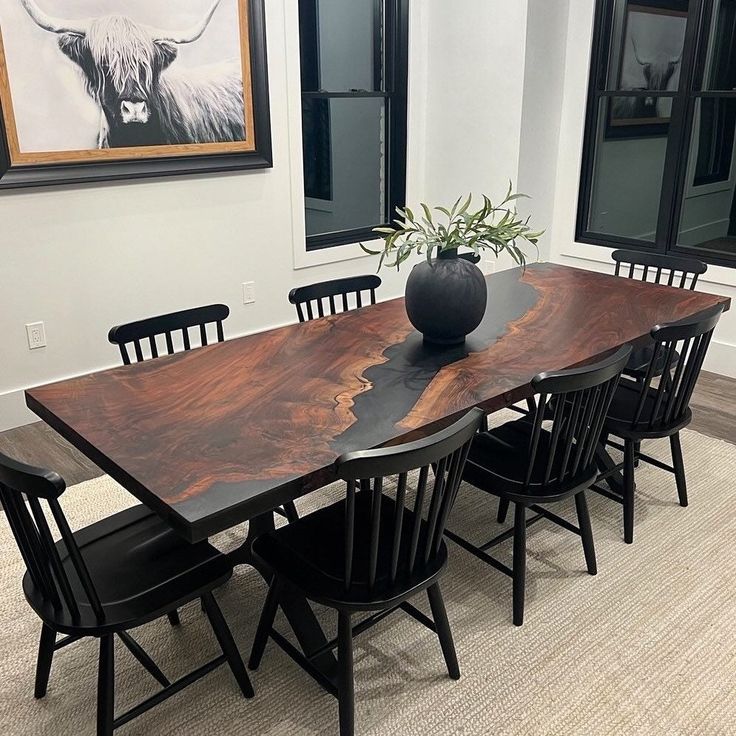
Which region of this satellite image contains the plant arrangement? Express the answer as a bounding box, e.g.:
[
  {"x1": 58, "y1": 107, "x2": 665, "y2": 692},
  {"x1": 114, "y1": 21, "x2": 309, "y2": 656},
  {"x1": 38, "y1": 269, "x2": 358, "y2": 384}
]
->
[{"x1": 362, "y1": 184, "x2": 544, "y2": 271}]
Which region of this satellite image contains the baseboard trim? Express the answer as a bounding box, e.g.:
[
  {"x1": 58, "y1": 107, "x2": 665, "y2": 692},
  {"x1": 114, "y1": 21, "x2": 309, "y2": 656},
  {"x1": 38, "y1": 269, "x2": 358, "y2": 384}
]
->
[
  {"x1": 0, "y1": 390, "x2": 37, "y2": 432},
  {"x1": 703, "y1": 339, "x2": 736, "y2": 379}
]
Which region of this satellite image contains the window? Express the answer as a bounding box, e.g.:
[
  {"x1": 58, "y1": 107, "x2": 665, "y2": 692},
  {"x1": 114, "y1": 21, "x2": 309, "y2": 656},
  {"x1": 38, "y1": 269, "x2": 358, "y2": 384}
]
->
[
  {"x1": 298, "y1": 0, "x2": 408, "y2": 251},
  {"x1": 578, "y1": 0, "x2": 736, "y2": 266}
]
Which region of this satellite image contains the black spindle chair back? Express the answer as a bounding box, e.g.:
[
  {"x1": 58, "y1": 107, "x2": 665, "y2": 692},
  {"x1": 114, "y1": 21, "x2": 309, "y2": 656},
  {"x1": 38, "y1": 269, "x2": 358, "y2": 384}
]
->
[
  {"x1": 289, "y1": 275, "x2": 381, "y2": 323},
  {"x1": 0, "y1": 455, "x2": 104, "y2": 624},
  {"x1": 612, "y1": 250, "x2": 707, "y2": 290},
  {"x1": 524, "y1": 346, "x2": 632, "y2": 492},
  {"x1": 627, "y1": 305, "x2": 723, "y2": 434},
  {"x1": 334, "y1": 408, "x2": 484, "y2": 595},
  {"x1": 108, "y1": 304, "x2": 229, "y2": 365}
]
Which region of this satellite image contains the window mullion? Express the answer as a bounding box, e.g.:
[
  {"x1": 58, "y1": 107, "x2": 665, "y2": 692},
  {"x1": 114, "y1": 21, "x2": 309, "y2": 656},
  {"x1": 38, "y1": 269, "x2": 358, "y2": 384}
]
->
[{"x1": 657, "y1": 0, "x2": 712, "y2": 253}]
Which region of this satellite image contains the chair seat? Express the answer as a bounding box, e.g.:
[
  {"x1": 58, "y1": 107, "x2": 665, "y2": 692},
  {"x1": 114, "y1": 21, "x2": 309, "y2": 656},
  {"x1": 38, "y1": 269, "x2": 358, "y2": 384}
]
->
[
  {"x1": 24, "y1": 505, "x2": 232, "y2": 634},
  {"x1": 624, "y1": 344, "x2": 680, "y2": 381},
  {"x1": 604, "y1": 378, "x2": 692, "y2": 439},
  {"x1": 252, "y1": 493, "x2": 447, "y2": 610},
  {"x1": 462, "y1": 418, "x2": 596, "y2": 503}
]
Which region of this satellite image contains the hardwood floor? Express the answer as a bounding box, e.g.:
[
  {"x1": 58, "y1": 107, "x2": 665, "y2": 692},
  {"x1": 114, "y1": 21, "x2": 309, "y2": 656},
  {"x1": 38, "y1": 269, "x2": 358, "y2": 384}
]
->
[
  {"x1": 0, "y1": 421, "x2": 102, "y2": 486},
  {"x1": 0, "y1": 371, "x2": 733, "y2": 487},
  {"x1": 688, "y1": 370, "x2": 736, "y2": 444}
]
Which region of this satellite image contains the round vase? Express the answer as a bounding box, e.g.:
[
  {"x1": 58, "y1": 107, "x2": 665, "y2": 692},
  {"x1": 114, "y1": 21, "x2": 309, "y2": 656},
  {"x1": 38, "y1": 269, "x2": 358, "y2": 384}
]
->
[{"x1": 404, "y1": 249, "x2": 488, "y2": 345}]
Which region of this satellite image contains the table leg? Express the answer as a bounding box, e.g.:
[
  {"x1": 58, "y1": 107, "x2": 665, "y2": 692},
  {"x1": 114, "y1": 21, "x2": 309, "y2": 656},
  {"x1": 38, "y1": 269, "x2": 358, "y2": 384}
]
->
[
  {"x1": 229, "y1": 512, "x2": 339, "y2": 686},
  {"x1": 594, "y1": 438, "x2": 625, "y2": 495}
]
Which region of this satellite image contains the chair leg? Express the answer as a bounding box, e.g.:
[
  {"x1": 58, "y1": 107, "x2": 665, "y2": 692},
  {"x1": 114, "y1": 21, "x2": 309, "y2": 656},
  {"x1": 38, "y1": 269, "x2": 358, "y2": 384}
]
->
[
  {"x1": 623, "y1": 439, "x2": 636, "y2": 544},
  {"x1": 337, "y1": 611, "x2": 355, "y2": 736},
  {"x1": 201, "y1": 592, "x2": 254, "y2": 699},
  {"x1": 512, "y1": 504, "x2": 526, "y2": 626},
  {"x1": 97, "y1": 635, "x2": 115, "y2": 736},
  {"x1": 282, "y1": 501, "x2": 300, "y2": 524},
  {"x1": 249, "y1": 578, "x2": 282, "y2": 670},
  {"x1": 634, "y1": 440, "x2": 641, "y2": 468},
  {"x1": 167, "y1": 610, "x2": 181, "y2": 627},
  {"x1": 497, "y1": 498, "x2": 509, "y2": 524},
  {"x1": 670, "y1": 433, "x2": 688, "y2": 508},
  {"x1": 427, "y1": 583, "x2": 460, "y2": 680},
  {"x1": 575, "y1": 492, "x2": 597, "y2": 575},
  {"x1": 34, "y1": 624, "x2": 56, "y2": 699}
]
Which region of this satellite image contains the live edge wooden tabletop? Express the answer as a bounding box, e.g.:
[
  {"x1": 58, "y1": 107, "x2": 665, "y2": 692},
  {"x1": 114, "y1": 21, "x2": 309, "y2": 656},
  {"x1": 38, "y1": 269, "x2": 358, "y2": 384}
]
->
[{"x1": 26, "y1": 263, "x2": 730, "y2": 542}]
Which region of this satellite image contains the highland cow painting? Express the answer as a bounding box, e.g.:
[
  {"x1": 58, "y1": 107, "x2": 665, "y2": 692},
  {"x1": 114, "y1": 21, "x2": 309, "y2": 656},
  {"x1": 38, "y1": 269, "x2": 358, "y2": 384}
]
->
[
  {"x1": 0, "y1": 0, "x2": 272, "y2": 187},
  {"x1": 607, "y1": 0, "x2": 688, "y2": 139}
]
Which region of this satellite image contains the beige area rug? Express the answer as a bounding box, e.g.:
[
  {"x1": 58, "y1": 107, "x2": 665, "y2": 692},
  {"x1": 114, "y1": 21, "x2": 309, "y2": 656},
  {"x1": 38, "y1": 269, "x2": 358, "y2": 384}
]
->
[{"x1": 0, "y1": 413, "x2": 735, "y2": 736}]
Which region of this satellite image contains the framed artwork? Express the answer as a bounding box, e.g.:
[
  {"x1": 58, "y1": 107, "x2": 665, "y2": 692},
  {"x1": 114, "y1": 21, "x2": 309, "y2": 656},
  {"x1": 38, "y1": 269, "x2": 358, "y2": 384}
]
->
[
  {"x1": 607, "y1": 0, "x2": 688, "y2": 139},
  {"x1": 0, "y1": 0, "x2": 272, "y2": 189}
]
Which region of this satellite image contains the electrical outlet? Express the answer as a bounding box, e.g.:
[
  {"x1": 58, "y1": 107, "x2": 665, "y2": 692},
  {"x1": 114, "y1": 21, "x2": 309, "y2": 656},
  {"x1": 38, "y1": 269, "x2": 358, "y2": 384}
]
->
[
  {"x1": 26, "y1": 321, "x2": 46, "y2": 350},
  {"x1": 242, "y1": 281, "x2": 256, "y2": 304}
]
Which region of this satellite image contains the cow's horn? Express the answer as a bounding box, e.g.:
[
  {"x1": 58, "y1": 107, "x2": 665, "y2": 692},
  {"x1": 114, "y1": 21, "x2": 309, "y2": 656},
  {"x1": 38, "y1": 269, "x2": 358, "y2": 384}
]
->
[
  {"x1": 149, "y1": 0, "x2": 223, "y2": 44},
  {"x1": 630, "y1": 35, "x2": 648, "y2": 66},
  {"x1": 19, "y1": 0, "x2": 89, "y2": 35}
]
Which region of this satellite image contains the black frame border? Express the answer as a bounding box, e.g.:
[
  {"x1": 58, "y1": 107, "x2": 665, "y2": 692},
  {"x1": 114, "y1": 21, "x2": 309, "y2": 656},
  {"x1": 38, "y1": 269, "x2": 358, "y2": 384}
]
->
[{"x1": 0, "y1": 0, "x2": 273, "y2": 190}]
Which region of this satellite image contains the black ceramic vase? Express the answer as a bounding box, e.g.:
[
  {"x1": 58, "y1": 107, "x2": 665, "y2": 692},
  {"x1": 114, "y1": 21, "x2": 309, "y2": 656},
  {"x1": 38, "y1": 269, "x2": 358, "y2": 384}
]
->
[{"x1": 404, "y1": 249, "x2": 488, "y2": 345}]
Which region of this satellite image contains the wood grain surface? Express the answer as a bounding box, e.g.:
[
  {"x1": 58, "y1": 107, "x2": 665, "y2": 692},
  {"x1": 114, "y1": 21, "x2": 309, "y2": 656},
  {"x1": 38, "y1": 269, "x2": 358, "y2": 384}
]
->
[{"x1": 26, "y1": 263, "x2": 731, "y2": 541}]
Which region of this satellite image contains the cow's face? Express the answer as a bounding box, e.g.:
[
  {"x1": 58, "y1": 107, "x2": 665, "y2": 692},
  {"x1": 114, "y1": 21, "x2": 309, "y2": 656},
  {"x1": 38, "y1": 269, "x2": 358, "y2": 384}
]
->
[
  {"x1": 58, "y1": 18, "x2": 178, "y2": 128},
  {"x1": 640, "y1": 60, "x2": 679, "y2": 91}
]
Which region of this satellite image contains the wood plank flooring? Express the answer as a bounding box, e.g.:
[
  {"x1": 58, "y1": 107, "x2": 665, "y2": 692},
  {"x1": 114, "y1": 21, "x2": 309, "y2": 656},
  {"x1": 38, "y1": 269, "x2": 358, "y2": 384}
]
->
[{"x1": 0, "y1": 371, "x2": 733, "y2": 486}]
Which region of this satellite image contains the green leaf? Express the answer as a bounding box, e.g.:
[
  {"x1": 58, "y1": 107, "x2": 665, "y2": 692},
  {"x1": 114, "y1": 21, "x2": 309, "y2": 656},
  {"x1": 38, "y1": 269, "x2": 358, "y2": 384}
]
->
[
  {"x1": 421, "y1": 202, "x2": 434, "y2": 225},
  {"x1": 457, "y1": 193, "x2": 473, "y2": 217}
]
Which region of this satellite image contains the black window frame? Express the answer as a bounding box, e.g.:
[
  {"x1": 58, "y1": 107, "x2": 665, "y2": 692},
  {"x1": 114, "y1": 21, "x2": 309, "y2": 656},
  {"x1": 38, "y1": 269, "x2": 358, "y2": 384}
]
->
[
  {"x1": 577, "y1": 0, "x2": 736, "y2": 268},
  {"x1": 298, "y1": 0, "x2": 409, "y2": 252}
]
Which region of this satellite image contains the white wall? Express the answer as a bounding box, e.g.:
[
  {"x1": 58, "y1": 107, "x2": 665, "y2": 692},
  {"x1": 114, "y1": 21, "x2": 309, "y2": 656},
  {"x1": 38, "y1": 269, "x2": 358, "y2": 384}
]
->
[
  {"x1": 421, "y1": 0, "x2": 529, "y2": 205},
  {"x1": 518, "y1": 0, "x2": 570, "y2": 262},
  {"x1": 545, "y1": 0, "x2": 736, "y2": 378}
]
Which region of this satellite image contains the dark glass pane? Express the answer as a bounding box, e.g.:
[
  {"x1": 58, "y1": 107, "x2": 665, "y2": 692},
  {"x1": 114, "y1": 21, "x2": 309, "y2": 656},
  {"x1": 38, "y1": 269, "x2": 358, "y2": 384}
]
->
[
  {"x1": 303, "y1": 99, "x2": 332, "y2": 200},
  {"x1": 299, "y1": 0, "x2": 381, "y2": 92},
  {"x1": 694, "y1": 98, "x2": 736, "y2": 185},
  {"x1": 703, "y1": 0, "x2": 736, "y2": 90},
  {"x1": 303, "y1": 98, "x2": 385, "y2": 237},
  {"x1": 678, "y1": 98, "x2": 736, "y2": 255},
  {"x1": 586, "y1": 97, "x2": 671, "y2": 241},
  {"x1": 608, "y1": 1, "x2": 689, "y2": 92}
]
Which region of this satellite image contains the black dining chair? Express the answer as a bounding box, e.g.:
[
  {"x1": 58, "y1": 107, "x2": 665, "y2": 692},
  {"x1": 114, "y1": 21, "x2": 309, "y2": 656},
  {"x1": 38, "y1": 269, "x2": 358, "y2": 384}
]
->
[
  {"x1": 445, "y1": 347, "x2": 632, "y2": 626},
  {"x1": 248, "y1": 408, "x2": 484, "y2": 736},
  {"x1": 612, "y1": 250, "x2": 708, "y2": 382},
  {"x1": 288, "y1": 275, "x2": 381, "y2": 322},
  {"x1": 108, "y1": 304, "x2": 301, "y2": 524},
  {"x1": 108, "y1": 303, "x2": 230, "y2": 365},
  {"x1": 612, "y1": 250, "x2": 707, "y2": 290},
  {"x1": 594, "y1": 305, "x2": 724, "y2": 544},
  {"x1": 0, "y1": 452, "x2": 253, "y2": 735}
]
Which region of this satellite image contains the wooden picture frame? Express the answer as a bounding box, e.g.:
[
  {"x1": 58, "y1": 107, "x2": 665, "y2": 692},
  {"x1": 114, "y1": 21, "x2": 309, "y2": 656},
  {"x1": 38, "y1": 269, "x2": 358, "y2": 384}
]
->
[
  {"x1": 606, "y1": 0, "x2": 688, "y2": 140},
  {"x1": 0, "y1": 0, "x2": 272, "y2": 189}
]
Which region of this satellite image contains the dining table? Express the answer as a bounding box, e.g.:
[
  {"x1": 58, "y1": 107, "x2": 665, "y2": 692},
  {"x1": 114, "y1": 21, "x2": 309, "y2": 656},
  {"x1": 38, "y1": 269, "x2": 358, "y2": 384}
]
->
[{"x1": 25, "y1": 261, "x2": 731, "y2": 686}]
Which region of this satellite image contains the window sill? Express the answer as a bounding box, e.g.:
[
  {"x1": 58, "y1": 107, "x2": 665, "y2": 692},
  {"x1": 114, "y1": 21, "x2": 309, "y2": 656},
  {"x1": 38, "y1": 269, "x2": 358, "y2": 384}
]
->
[{"x1": 293, "y1": 238, "x2": 382, "y2": 270}]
